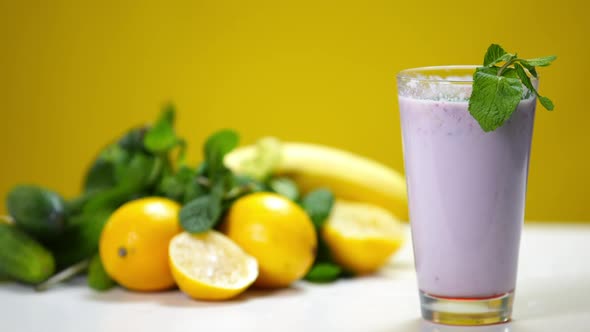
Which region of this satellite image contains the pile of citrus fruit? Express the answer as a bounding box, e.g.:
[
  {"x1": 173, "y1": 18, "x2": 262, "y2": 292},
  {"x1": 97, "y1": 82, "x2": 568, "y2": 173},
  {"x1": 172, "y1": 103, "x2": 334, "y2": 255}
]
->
[{"x1": 98, "y1": 190, "x2": 404, "y2": 300}]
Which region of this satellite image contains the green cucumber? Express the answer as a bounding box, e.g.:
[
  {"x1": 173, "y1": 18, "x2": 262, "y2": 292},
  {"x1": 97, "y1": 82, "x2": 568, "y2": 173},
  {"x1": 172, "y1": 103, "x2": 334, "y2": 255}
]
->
[
  {"x1": 0, "y1": 224, "x2": 55, "y2": 284},
  {"x1": 87, "y1": 254, "x2": 115, "y2": 291},
  {"x1": 6, "y1": 185, "x2": 66, "y2": 240}
]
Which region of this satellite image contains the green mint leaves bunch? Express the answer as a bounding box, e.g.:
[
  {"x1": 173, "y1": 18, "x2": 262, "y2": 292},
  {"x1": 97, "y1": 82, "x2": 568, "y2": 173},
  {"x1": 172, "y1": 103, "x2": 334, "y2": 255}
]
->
[
  {"x1": 178, "y1": 130, "x2": 243, "y2": 233},
  {"x1": 175, "y1": 132, "x2": 344, "y2": 283},
  {"x1": 468, "y1": 44, "x2": 556, "y2": 132}
]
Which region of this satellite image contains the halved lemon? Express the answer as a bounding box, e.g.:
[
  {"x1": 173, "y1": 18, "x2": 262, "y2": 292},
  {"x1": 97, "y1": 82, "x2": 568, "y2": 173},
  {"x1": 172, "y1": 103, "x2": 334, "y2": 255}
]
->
[
  {"x1": 322, "y1": 200, "x2": 405, "y2": 275},
  {"x1": 169, "y1": 231, "x2": 258, "y2": 301}
]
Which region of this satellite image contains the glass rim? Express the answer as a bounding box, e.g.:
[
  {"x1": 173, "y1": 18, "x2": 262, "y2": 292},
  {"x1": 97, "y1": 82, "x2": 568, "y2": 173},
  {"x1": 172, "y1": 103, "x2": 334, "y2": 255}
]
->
[{"x1": 396, "y1": 65, "x2": 538, "y2": 83}]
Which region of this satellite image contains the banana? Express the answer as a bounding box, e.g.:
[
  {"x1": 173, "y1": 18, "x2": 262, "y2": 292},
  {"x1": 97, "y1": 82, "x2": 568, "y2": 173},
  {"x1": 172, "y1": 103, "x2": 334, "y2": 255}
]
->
[{"x1": 224, "y1": 142, "x2": 408, "y2": 220}]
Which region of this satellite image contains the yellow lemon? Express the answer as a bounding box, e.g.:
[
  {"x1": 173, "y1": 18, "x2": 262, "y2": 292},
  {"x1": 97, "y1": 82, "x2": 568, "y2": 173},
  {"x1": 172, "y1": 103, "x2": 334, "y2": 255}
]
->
[
  {"x1": 224, "y1": 192, "x2": 317, "y2": 288},
  {"x1": 99, "y1": 197, "x2": 181, "y2": 291},
  {"x1": 322, "y1": 200, "x2": 404, "y2": 275},
  {"x1": 169, "y1": 231, "x2": 258, "y2": 301}
]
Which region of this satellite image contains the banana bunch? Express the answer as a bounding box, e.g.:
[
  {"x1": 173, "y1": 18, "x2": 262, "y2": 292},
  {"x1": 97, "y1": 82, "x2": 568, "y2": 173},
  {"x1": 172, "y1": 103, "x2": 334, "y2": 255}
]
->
[{"x1": 224, "y1": 141, "x2": 408, "y2": 221}]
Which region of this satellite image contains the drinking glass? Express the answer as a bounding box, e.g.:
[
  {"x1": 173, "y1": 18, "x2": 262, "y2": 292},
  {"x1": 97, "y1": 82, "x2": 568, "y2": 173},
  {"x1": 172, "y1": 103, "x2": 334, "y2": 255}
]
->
[{"x1": 397, "y1": 66, "x2": 536, "y2": 325}]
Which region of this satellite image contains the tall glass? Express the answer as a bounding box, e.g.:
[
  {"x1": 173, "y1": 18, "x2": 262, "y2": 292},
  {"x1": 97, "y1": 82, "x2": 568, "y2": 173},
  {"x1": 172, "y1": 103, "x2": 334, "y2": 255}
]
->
[{"x1": 397, "y1": 66, "x2": 536, "y2": 325}]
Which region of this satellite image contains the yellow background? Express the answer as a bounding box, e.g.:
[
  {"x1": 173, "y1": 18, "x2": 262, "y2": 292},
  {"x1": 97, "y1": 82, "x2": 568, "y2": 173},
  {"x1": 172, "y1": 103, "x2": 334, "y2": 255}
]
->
[{"x1": 0, "y1": 0, "x2": 587, "y2": 221}]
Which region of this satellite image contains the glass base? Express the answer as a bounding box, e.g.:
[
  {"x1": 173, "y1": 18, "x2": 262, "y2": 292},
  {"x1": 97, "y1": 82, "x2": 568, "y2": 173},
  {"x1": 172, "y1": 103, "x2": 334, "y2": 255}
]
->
[{"x1": 419, "y1": 290, "x2": 514, "y2": 326}]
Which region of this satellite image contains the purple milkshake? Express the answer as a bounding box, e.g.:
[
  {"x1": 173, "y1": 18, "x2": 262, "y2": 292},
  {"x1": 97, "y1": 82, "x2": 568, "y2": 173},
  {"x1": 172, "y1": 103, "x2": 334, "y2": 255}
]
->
[{"x1": 397, "y1": 66, "x2": 537, "y2": 325}]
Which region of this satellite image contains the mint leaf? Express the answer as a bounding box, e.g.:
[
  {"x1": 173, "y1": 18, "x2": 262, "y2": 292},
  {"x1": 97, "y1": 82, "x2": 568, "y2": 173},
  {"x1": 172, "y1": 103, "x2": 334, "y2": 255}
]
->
[
  {"x1": 483, "y1": 44, "x2": 513, "y2": 67},
  {"x1": 269, "y1": 177, "x2": 299, "y2": 201},
  {"x1": 483, "y1": 44, "x2": 506, "y2": 66},
  {"x1": 522, "y1": 55, "x2": 556, "y2": 67},
  {"x1": 210, "y1": 180, "x2": 227, "y2": 202},
  {"x1": 514, "y1": 63, "x2": 537, "y2": 95},
  {"x1": 539, "y1": 96, "x2": 554, "y2": 111},
  {"x1": 305, "y1": 262, "x2": 342, "y2": 283},
  {"x1": 501, "y1": 67, "x2": 519, "y2": 79},
  {"x1": 158, "y1": 175, "x2": 185, "y2": 201},
  {"x1": 520, "y1": 61, "x2": 538, "y2": 78},
  {"x1": 204, "y1": 129, "x2": 239, "y2": 181},
  {"x1": 301, "y1": 189, "x2": 335, "y2": 228},
  {"x1": 176, "y1": 139, "x2": 187, "y2": 165},
  {"x1": 118, "y1": 126, "x2": 149, "y2": 152},
  {"x1": 144, "y1": 104, "x2": 178, "y2": 153},
  {"x1": 116, "y1": 152, "x2": 161, "y2": 189},
  {"x1": 514, "y1": 63, "x2": 554, "y2": 111},
  {"x1": 179, "y1": 195, "x2": 222, "y2": 233},
  {"x1": 183, "y1": 179, "x2": 207, "y2": 203},
  {"x1": 87, "y1": 254, "x2": 116, "y2": 291},
  {"x1": 468, "y1": 69, "x2": 523, "y2": 132},
  {"x1": 83, "y1": 159, "x2": 116, "y2": 193},
  {"x1": 205, "y1": 129, "x2": 239, "y2": 163}
]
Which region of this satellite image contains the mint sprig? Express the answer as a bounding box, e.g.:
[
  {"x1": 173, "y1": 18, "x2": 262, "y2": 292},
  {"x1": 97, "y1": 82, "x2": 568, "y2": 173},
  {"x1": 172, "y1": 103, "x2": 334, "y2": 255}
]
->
[
  {"x1": 144, "y1": 104, "x2": 179, "y2": 153},
  {"x1": 469, "y1": 44, "x2": 556, "y2": 132},
  {"x1": 179, "y1": 130, "x2": 239, "y2": 234}
]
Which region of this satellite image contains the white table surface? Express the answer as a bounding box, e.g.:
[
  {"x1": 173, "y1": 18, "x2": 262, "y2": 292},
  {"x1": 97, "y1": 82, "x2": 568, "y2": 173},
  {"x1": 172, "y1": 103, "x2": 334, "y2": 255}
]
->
[{"x1": 1, "y1": 223, "x2": 589, "y2": 332}]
